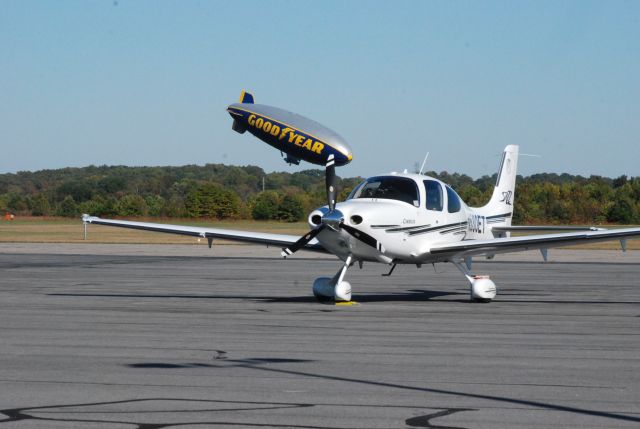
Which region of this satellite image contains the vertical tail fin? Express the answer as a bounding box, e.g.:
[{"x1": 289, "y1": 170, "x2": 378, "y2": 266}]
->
[
  {"x1": 239, "y1": 90, "x2": 254, "y2": 104},
  {"x1": 479, "y1": 145, "x2": 519, "y2": 224},
  {"x1": 231, "y1": 90, "x2": 254, "y2": 133}
]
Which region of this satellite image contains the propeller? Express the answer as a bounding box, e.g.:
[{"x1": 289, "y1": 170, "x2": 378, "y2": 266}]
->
[
  {"x1": 281, "y1": 219, "x2": 384, "y2": 257},
  {"x1": 281, "y1": 154, "x2": 385, "y2": 257},
  {"x1": 339, "y1": 222, "x2": 385, "y2": 253},
  {"x1": 281, "y1": 225, "x2": 325, "y2": 257},
  {"x1": 325, "y1": 154, "x2": 336, "y2": 212}
]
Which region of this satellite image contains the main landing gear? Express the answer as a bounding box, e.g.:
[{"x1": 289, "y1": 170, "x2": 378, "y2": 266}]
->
[
  {"x1": 312, "y1": 257, "x2": 497, "y2": 304},
  {"x1": 312, "y1": 255, "x2": 353, "y2": 303},
  {"x1": 453, "y1": 260, "x2": 497, "y2": 302}
]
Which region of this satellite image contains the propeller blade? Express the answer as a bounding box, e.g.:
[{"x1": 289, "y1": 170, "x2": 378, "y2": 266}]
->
[
  {"x1": 325, "y1": 154, "x2": 336, "y2": 212},
  {"x1": 281, "y1": 226, "x2": 324, "y2": 257},
  {"x1": 340, "y1": 223, "x2": 386, "y2": 253}
]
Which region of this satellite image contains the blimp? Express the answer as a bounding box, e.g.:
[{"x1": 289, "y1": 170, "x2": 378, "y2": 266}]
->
[{"x1": 227, "y1": 91, "x2": 353, "y2": 167}]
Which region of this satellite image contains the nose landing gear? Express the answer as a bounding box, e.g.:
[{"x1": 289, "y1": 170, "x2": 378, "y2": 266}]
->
[{"x1": 312, "y1": 255, "x2": 353, "y2": 303}]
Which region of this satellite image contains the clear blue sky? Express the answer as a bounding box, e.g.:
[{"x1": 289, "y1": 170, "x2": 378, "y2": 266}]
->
[{"x1": 1, "y1": 0, "x2": 639, "y2": 179}]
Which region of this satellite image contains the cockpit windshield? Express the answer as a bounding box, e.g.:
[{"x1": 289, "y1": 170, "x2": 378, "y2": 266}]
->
[{"x1": 348, "y1": 176, "x2": 419, "y2": 206}]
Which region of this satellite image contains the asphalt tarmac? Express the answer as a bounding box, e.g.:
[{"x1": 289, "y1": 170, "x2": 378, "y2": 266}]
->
[{"x1": 0, "y1": 243, "x2": 639, "y2": 428}]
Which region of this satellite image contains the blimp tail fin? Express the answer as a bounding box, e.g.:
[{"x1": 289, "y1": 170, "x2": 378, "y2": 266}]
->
[{"x1": 239, "y1": 90, "x2": 254, "y2": 104}]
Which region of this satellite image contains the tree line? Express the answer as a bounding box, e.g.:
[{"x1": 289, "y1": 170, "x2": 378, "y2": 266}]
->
[{"x1": 0, "y1": 164, "x2": 638, "y2": 224}]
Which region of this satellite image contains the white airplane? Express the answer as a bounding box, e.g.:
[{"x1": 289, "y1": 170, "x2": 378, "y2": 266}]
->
[{"x1": 82, "y1": 144, "x2": 640, "y2": 303}]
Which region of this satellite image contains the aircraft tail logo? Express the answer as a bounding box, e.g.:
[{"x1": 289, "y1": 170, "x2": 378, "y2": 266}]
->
[{"x1": 500, "y1": 190, "x2": 513, "y2": 206}]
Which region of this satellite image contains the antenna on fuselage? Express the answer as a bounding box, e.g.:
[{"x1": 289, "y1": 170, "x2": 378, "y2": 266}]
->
[{"x1": 418, "y1": 152, "x2": 430, "y2": 175}]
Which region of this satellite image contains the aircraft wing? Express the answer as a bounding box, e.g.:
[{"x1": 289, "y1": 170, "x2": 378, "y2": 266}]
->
[
  {"x1": 427, "y1": 227, "x2": 640, "y2": 261},
  {"x1": 81, "y1": 215, "x2": 326, "y2": 252}
]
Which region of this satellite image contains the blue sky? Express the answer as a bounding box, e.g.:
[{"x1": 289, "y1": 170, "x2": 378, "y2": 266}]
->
[{"x1": 1, "y1": 1, "x2": 639, "y2": 179}]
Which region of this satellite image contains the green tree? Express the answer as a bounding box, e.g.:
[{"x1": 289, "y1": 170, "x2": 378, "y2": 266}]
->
[
  {"x1": 56, "y1": 196, "x2": 79, "y2": 217},
  {"x1": 164, "y1": 195, "x2": 186, "y2": 218},
  {"x1": 6, "y1": 193, "x2": 28, "y2": 213},
  {"x1": 608, "y1": 198, "x2": 637, "y2": 224},
  {"x1": 116, "y1": 194, "x2": 148, "y2": 217},
  {"x1": 145, "y1": 195, "x2": 165, "y2": 217},
  {"x1": 57, "y1": 181, "x2": 93, "y2": 202},
  {"x1": 97, "y1": 176, "x2": 126, "y2": 194},
  {"x1": 608, "y1": 184, "x2": 639, "y2": 224},
  {"x1": 31, "y1": 194, "x2": 51, "y2": 216},
  {"x1": 277, "y1": 194, "x2": 304, "y2": 222},
  {"x1": 78, "y1": 197, "x2": 106, "y2": 216},
  {"x1": 251, "y1": 191, "x2": 280, "y2": 220},
  {"x1": 185, "y1": 183, "x2": 240, "y2": 219}
]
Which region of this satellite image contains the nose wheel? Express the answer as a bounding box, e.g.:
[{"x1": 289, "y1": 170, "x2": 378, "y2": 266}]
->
[{"x1": 313, "y1": 255, "x2": 353, "y2": 303}]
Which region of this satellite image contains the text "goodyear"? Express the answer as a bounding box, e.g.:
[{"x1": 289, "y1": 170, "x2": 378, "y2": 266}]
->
[{"x1": 248, "y1": 114, "x2": 324, "y2": 155}]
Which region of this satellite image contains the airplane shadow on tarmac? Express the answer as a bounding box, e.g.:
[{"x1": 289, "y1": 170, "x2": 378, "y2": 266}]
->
[
  {"x1": 0, "y1": 397, "x2": 473, "y2": 429},
  {"x1": 3, "y1": 354, "x2": 636, "y2": 428},
  {"x1": 49, "y1": 289, "x2": 640, "y2": 305},
  {"x1": 122, "y1": 355, "x2": 640, "y2": 427},
  {"x1": 48, "y1": 289, "x2": 469, "y2": 304}
]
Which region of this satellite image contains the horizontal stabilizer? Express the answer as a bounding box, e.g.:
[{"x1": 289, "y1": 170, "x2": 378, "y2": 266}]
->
[{"x1": 239, "y1": 90, "x2": 254, "y2": 104}]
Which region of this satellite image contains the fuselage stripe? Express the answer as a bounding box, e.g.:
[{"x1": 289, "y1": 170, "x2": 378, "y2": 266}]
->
[
  {"x1": 385, "y1": 224, "x2": 431, "y2": 233},
  {"x1": 439, "y1": 226, "x2": 467, "y2": 234},
  {"x1": 486, "y1": 212, "x2": 512, "y2": 219},
  {"x1": 408, "y1": 221, "x2": 468, "y2": 236}
]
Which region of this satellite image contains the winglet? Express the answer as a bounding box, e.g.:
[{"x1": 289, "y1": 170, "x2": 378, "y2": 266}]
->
[{"x1": 239, "y1": 90, "x2": 254, "y2": 104}]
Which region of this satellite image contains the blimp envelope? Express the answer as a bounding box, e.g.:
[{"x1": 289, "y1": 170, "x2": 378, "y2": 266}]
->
[{"x1": 227, "y1": 91, "x2": 353, "y2": 167}]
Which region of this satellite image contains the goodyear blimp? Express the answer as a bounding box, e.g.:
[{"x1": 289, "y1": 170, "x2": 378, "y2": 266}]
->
[{"x1": 227, "y1": 91, "x2": 353, "y2": 166}]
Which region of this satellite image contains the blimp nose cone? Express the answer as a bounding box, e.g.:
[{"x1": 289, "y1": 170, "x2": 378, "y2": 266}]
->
[{"x1": 333, "y1": 139, "x2": 353, "y2": 166}]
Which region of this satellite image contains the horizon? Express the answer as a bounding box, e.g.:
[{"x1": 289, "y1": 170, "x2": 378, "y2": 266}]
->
[{"x1": 2, "y1": 160, "x2": 632, "y2": 182}]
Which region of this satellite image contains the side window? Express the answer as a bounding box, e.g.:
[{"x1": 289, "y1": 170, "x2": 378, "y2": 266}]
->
[
  {"x1": 423, "y1": 180, "x2": 443, "y2": 211},
  {"x1": 446, "y1": 186, "x2": 462, "y2": 213}
]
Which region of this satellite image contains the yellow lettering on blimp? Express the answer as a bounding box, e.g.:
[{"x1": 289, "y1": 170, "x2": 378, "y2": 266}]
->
[
  {"x1": 245, "y1": 116, "x2": 326, "y2": 156},
  {"x1": 279, "y1": 127, "x2": 292, "y2": 140},
  {"x1": 287, "y1": 131, "x2": 297, "y2": 143}
]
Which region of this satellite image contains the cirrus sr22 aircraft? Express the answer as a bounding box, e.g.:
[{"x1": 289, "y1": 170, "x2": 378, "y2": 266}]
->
[{"x1": 82, "y1": 95, "x2": 640, "y2": 303}]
